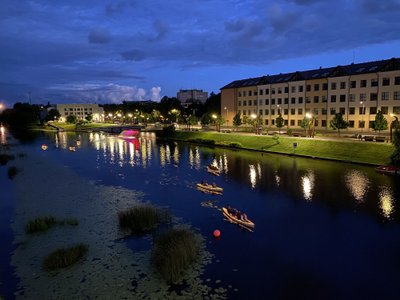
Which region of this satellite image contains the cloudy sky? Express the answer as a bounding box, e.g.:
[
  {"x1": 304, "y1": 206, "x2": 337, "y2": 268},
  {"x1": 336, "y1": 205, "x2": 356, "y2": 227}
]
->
[{"x1": 1, "y1": 0, "x2": 400, "y2": 108}]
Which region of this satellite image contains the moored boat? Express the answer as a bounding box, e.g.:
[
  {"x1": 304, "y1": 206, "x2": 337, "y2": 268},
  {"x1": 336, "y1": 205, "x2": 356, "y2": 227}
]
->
[
  {"x1": 376, "y1": 165, "x2": 399, "y2": 175},
  {"x1": 118, "y1": 129, "x2": 140, "y2": 140},
  {"x1": 207, "y1": 165, "x2": 221, "y2": 176},
  {"x1": 196, "y1": 182, "x2": 223, "y2": 194},
  {"x1": 222, "y1": 207, "x2": 255, "y2": 229}
]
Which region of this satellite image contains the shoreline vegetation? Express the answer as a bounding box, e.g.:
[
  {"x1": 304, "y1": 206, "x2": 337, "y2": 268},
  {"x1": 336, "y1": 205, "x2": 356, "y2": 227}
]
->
[{"x1": 31, "y1": 122, "x2": 394, "y2": 166}]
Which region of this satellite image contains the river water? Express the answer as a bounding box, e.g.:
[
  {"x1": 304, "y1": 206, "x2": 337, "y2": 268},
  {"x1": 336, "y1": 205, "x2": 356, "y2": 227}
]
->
[{"x1": 1, "y1": 129, "x2": 400, "y2": 299}]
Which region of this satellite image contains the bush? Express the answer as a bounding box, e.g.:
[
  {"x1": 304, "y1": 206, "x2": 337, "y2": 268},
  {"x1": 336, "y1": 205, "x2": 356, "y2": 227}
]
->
[
  {"x1": 118, "y1": 204, "x2": 171, "y2": 235},
  {"x1": 25, "y1": 216, "x2": 57, "y2": 234},
  {"x1": 0, "y1": 154, "x2": 15, "y2": 165},
  {"x1": 287, "y1": 129, "x2": 293, "y2": 136},
  {"x1": 229, "y1": 142, "x2": 243, "y2": 148},
  {"x1": 158, "y1": 125, "x2": 176, "y2": 138},
  {"x1": 43, "y1": 244, "x2": 88, "y2": 271},
  {"x1": 152, "y1": 229, "x2": 198, "y2": 283},
  {"x1": 7, "y1": 166, "x2": 18, "y2": 179}
]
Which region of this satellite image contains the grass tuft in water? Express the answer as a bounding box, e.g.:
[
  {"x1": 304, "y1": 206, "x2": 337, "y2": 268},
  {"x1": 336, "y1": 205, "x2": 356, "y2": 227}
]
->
[
  {"x1": 25, "y1": 216, "x2": 57, "y2": 234},
  {"x1": 43, "y1": 244, "x2": 88, "y2": 271},
  {"x1": 118, "y1": 204, "x2": 171, "y2": 234},
  {"x1": 152, "y1": 229, "x2": 199, "y2": 283},
  {"x1": 0, "y1": 154, "x2": 15, "y2": 165},
  {"x1": 7, "y1": 166, "x2": 18, "y2": 179}
]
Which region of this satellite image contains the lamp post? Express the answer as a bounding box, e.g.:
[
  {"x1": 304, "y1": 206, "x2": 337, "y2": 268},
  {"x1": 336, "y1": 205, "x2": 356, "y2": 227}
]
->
[
  {"x1": 360, "y1": 101, "x2": 365, "y2": 132},
  {"x1": 305, "y1": 113, "x2": 313, "y2": 137},
  {"x1": 224, "y1": 106, "x2": 229, "y2": 125},
  {"x1": 212, "y1": 114, "x2": 218, "y2": 131}
]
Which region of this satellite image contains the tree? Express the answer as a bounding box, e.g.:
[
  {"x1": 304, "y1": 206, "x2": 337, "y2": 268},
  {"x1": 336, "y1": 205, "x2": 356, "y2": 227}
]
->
[
  {"x1": 66, "y1": 115, "x2": 77, "y2": 124},
  {"x1": 85, "y1": 113, "x2": 93, "y2": 123},
  {"x1": 200, "y1": 113, "x2": 211, "y2": 127},
  {"x1": 276, "y1": 113, "x2": 284, "y2": 134},
  {"x1": 372, "y1": 110, "x2": 388, "y2": 134},
  {"x1": 45, "y1": 109, "x2": 61, "y2": 122},
  {"x1": 300, "y1": 117, "x2": 311, "y2": 136},
  {"x1": 391, "y1": 128, "x2": 400, "y2": 166},
  {"x1": 233, "y1": 112, "x2": 242, "y2": 131},
  {"x1": 330, "y1": 113, "x2": 348, "y2": 136},
  {"x1": 213, "y1": 114, "x2": 225, "y2": 132}
]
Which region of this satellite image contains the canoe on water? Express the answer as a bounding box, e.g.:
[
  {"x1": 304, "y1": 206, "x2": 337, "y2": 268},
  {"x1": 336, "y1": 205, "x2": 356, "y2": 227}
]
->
[
  {"x1": 207, "y1": 165, "x2": 221, "y2": 176},
  {"x1": 196, "y1": 183, "x2": 223, "y2": 195},
  {"x1": 222, "y1": 207, "x2": 255, "y2": 229}
]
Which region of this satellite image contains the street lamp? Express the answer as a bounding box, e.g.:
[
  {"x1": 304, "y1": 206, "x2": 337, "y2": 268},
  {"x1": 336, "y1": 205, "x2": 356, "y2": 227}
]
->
[
  {"x1": 224, "y1": 106, "x2": 229, "y2": 125},
  {"x1": 277, "y1": 105, "x2": 281, "y2": 115}
]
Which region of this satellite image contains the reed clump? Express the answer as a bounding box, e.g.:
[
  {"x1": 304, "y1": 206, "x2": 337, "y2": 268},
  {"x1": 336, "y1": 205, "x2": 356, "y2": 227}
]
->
[
  {"x1": 43, "y1": 244, "x2": 88, "y2": 271},
  {"x1": 25, "y1": 216, "x2": 57, "y2": 234},
  {"x1": 118, "y1": 204, "x2": 171, "y2": 234},
  {"x1": 152, "y1": 229, "x2": 198, "y2": 283}
]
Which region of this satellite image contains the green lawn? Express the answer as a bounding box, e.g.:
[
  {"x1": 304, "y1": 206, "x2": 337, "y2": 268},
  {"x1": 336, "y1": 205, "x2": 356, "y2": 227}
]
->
[{"x1": 170, "y1": 131, "x2": 394, "y2": 166}]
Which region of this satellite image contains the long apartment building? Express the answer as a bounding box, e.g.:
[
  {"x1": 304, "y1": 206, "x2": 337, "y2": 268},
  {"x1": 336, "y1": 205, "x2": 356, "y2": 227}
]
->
[
  {"x1": 56, "y1": 103, "x2": 104, "y2": 122},
  {"x1": 221, "y1": 57, "x2": 400, "y2": 131}
]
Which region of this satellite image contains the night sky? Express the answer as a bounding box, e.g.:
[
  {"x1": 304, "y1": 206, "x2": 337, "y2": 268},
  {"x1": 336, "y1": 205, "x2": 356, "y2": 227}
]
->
[{"x1": 1, "y1": 0, "x2": 400, "y2": 108}]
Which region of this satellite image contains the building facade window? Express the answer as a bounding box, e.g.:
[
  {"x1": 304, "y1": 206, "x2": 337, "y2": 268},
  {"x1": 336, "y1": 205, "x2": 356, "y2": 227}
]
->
[
  {"x1": 382, "y1": 78, "x2": 390, "y2": 86},
  {"x1": 278, "y1": 88, "x2": 282, "y2": 94},
  {"x1": 331, "y1": 82, "x2": 337, "y2": 90},
  {"x1": 299, "y1": 86, "x2": 304, "y2": 92},
  {"x1": 394, "y1": 91, "x2": 400, "y2": 100},
  {"x1": 298, "y1": 97, "x2": 303, "y2": 104},
  {"x1": 259, "y1": 89, "x2": 263, "y2": 95},
  {"x1": 395, "y1": 77, "x2": 400, "y2": 85},
  {"x1": 291, "y1": 97, "x2": 296, "y2": 104},
  {"x1": 306, "y1": 96, "x2": 311, "y2": 103},
  {"x1": 291, "y1": 108, "x2": 296, "y2": 114},
  {"x1": 370, "y1": 93, "x2": 378, "y2": 101},
  {"x1": 291, "y1": 86, "x2": 296, "y2": 93},
  {"x1": 349, "y1": 107, "x2": 355, "y2": 115},
  {"x1": 350, "y1": 81, "x2": 356, "y2": 88},
  {"x1": 322, "y1": 108, "x2": 327, "y2": 115},
  {"x1": 381, "y1": 106, "x2": 388, "y2": 114},
  {"x1": 322, "y1": 95, "x2": 327, "y2": 103},
  {"x1": 265, "y1": 109, "x2": 269, "y2": 115},
  {"x1": 381, "y1": 92, "x2": 389, "y2": 101},
  {"x1": 314, "y1": 84, "x2": 319, "y2": 91},
  {"x1": 314, "y1": 96, "x2": 319, "y2": 103},
  {"x1": 348, "y1": 120, "x2": 354, "y2": 128},
  {"x1": 370, "y1": 107, "x2": 377, "y2": 114},
  {"x1": 331, "y1": 95, "x2": 337, "y2": 102},
  {"x1": 393, "y1": 106, "x2": 400, "y2": 114},
  {"x1": 249, "y1": 91, "x2": 252, "y2": 96},
  {"x1": 340, "y1": 95, "x2": 346, "y2": 102},
  {"x1": 290, "y1": 120, "x2": 295, "y2": 126},
  {"x1": 360, "y1": 93, "x2": 366, "y2": 101},
  {"x1": 360, "y1": 80, "x2": 367, "y2": 88},
  {"x1": 238, "y1": 101, "x2": 242, "y2": 106},
  {"x1": 349, "y1": 94, "x2": 355, "y2": 102},
  {"x1": 284, "y1": 87, "x2": 289, "y2": 93},
  {"x1": 339, "y1": 107, "x2": 345, "y2": 115},
  {"x1": 330, "y1": 108, "x2": 336, "y2": 115},
  {"x1": 340, "y1": 82, "x2": 346, "y2": 89},
  {"x1": 371, "y1": 79, "x2": 378, "y2": 87},
  {"x1": 321, "y1": 120, "x2": 327, "y2": 127},
  {"x1": 306, "y1": 85, "x2": 311, "y2": 92},
  {"x1": 298, "y1": 108, "x2": 303, "y2": 114},
  {"x1": 323, "y1": 83, "x2": 328, "y2": 90}
]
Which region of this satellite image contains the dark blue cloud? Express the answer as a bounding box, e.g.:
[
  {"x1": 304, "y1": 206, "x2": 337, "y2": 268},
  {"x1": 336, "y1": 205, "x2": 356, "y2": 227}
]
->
[{"x1": 0, "y1": 0, "x2": 399, "y2": 105}]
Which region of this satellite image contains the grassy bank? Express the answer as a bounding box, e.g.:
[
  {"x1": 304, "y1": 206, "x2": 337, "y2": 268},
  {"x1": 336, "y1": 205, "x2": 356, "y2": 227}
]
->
[{"x1": 165, "y1": 131, "x2": 393, "y2": 165}]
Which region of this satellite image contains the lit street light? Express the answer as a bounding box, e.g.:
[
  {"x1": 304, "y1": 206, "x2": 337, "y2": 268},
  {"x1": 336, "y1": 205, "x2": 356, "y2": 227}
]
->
[
  {"x1": 224, "y1": 106, "x2": 229, "y2": 125},
  {"x1": 360, "y1": 101, "x2": 365, "y2": 132}
]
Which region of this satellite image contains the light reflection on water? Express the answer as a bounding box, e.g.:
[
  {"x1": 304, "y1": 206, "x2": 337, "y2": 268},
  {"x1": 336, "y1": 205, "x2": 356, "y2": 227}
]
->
[
  {"x1": 345, "y1": 170, "x2": 370, "y2": 203},
  {"x1": 379, "y1": 186, "x2": 395, "y2": 220},
  {"x1": 302, "y1": 170, "x2": 315, "y2": 201}
]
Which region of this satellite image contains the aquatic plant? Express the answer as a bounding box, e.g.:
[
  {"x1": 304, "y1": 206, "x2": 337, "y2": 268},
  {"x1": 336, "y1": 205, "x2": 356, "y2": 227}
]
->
[
  {"x1": 43, "y1": 244, "x2": 88, "y2": 271},
  {"x1": 25, "y1": 216, "x2": 57, "y2": 234},
  {"x1": 118, "y1": 204, "x2": 171, "y2": 234},
  {"x1": 0, "y1": 154, "x2": 15, "y2": 165},
  {"x1": 7, "y1": 166, "x2": 18, "y2": 179},
  {"x1": 152, "y1": 229, "x2": 198, "y2": 283}
]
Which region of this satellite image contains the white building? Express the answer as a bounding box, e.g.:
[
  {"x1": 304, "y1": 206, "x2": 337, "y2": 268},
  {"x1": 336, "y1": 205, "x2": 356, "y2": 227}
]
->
[
  {"x1": 56, "y1": 104, "x2": 104, "y2": 122},
  {"x1": 177, "y1": 89, "x2": 208, "y2": 105}
]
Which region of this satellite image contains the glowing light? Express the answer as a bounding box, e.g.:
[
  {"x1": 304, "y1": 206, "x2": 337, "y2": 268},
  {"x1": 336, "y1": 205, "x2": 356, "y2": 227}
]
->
[
  {"x1": 379, "y1": 187, "x2": 394, "y2": 220},
  {"x1": 306, "y1": 113, "x2": 312, "y2": 119},
  {"x1": 345, "y1": 170, "x2": 369, "y2": 203}
]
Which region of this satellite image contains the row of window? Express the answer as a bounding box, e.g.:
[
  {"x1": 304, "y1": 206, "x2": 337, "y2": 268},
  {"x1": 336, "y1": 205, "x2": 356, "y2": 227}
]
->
[
  {"x1": 64, "y1": 108, "x2": 93, "y2": 111},
  {"x1": 238, "y1": 106, "x2": 400, "y2": 116},
  {"x1": 238, "y1": 76, "x2": 400, "y2": 97},
  {"x1": 263, "y1": 118, "x2": 378, "y2": 129},
  {"x1": 65, "y1": 112, "x2": 91, "y2": 116},
  {"x1": 238, "y1": 91, "x2": 400, "y2": 106}
]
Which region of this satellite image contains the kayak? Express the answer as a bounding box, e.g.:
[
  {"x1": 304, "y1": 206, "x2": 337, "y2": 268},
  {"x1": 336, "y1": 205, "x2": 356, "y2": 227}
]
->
[
  {"x1": 222, "y1": 207, "x2": 255, "y2": 228},
  {"x1": 207, "y1": 165, "x2": 221, "y2": 176},
  {"x1": 196, "y1": 183, "x2": 223, "y2": 195}
]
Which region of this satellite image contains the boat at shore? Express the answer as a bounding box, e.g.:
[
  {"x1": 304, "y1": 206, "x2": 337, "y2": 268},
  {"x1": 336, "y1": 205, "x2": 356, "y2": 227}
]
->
[
  {"x1": 196, "y1": 182, "x2": 223, "y2": 195},
  {"x1": 376, "y1": 165, "x2": 399, "y2": 176},
  {"x1": 222, "y1": 207, "x2": 255, "y2": 229},
  {"x1": 207, "y1": 165, "x2": 221, "y2": 176},
  {"x1": 118, "y1": 129, "x2": 140, "y2": 140}
]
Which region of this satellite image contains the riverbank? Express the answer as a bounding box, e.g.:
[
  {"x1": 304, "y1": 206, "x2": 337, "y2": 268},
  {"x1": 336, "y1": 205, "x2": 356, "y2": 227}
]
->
[{"x1": 160, "y1": 131, "x2": 394, "y2": 166}]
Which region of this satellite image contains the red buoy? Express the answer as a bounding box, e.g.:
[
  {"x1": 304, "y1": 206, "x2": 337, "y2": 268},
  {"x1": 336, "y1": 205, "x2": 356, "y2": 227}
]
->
[{"x1": 213, "y1": 229, "x2": 221, "y2": 238}]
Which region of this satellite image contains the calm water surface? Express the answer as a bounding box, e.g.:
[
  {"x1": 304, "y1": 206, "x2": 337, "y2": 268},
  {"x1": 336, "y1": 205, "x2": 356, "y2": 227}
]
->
[{"x1": 1, "y1": 130, "x2": 400, "y2": 299}]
